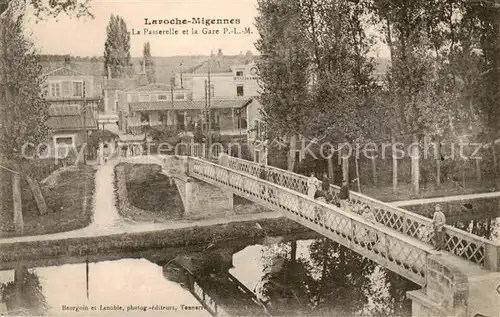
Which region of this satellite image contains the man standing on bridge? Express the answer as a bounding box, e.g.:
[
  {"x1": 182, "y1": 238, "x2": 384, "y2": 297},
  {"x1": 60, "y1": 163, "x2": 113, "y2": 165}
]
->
[{"x1": 432, "y1": 204, "x2": 446, "y2": 251}]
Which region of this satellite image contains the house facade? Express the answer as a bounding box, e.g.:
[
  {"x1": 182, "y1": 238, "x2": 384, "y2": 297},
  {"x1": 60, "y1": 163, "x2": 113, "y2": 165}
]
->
[{"x1": 42, "y1": 66, "x2": 100, "y2": 151}]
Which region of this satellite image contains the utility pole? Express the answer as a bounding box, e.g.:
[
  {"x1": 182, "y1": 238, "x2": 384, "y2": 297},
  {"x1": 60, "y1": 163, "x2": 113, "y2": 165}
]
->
[
  {"x1": 204, "y1": 79, "x2": 208, "y2": 136},
  {"x1": 83, "y1": 81, "x2": 87, "y2": 165},
  {"x1": 180, "y1": 63, "x2": 184, "y2": 89},
  {"x1": 208, "y1": 58, "x2": 212, "y2": 157}
]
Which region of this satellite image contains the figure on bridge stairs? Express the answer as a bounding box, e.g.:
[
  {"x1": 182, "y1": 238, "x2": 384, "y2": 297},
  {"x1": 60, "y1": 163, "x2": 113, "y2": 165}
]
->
[
  {"x1": 339, "y1": 179, "x2": 350, "y2": 211},
  {"x1": 361, "y1": 205, "x2": 378, "y2": 250},
  {"x1": 432, "y1": 204, "x2": 446, "y2": 251},
  {"x1": 307, "y1": 172, "x2": 320, "y2": 198}
]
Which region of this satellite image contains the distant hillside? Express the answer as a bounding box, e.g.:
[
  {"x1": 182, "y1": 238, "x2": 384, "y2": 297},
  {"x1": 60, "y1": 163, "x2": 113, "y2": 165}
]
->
[{"x1": 39, "y1": 55, "x2": 255, "y2": 83}]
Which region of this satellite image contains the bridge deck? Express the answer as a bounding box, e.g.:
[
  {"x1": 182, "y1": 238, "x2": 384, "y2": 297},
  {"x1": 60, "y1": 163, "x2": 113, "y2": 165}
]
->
[
  {"x1": 220, "y1": 155, "x2": 499, "y2": 269},
  {"x1": 160, "y1": 155, "x2": 500, "y2": 286}
]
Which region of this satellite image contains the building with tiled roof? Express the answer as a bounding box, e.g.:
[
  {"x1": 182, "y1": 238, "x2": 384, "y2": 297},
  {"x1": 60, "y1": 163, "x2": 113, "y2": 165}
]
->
[
  {"x1": 118, "y1": 59, "x2": 259, "y2": 136},
  {"x1": 42, "y1": 65, "x2": 101, "y2": 151}
]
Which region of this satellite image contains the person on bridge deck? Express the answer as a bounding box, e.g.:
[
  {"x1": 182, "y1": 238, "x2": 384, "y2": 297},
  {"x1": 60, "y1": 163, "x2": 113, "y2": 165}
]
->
[
  {"x1": 339, "y1": 179, "x2": 350, "y2": 211},
  {"x1": 362, "y1": 205, "x2": 378, "y2": 247},
  {"x1": 362, "y1": 205, "x2": 376, "y2": 223},
  {"x1": 259, "y1": 164, "x2": 267, "y2": 196},
  {"x1": 307, "y1": 172, "x2": 320, "y2": 198},
  {"x1": 432, "y1": 204, "x2": 446, "y2": 251}
]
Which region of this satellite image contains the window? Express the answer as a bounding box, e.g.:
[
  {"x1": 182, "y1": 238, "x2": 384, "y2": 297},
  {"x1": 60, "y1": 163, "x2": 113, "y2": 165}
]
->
[
  {"x1": 150, "y1": 94, "x2": 157, "y2": 101},
  {"x1": 211, "y1": 84, "x2": 215, "y2": 98},
  {"x1": 131, "y1": 94, "x2": 139, "y2": 102},
  {"x1": 236, "y1": 69, "x2": 244, "y2": 76},
  {"x1": 158, "y1": 95, "x2": 167, "y2": 100},
  {"x1": 139, "y1": 95, "x2": 150, "y2": 102},
  {"x1": 62, "y1": 81, "x2": 71, "y2": 97},
  {"x1": 55, "y1": 137, "x2": 73, "y2": 145},
  {"x1": 114, "y1": 100, "x2": 118, "y2": 112},
  {"x1": 73, "y1": 81, "x2": 83, "y2": 97},
  {"x1": 175, "y1": 93, "x2": 185, "y2": 100},
  {"x1": 236, "y1": 84, "x2": 244, "y2": 96},
  {"x1": 50, "y1": 82, "x2": 61, "y2": 97},
  {"x1": 140, "y1": 112, "x2": 149, "y2": 123}
]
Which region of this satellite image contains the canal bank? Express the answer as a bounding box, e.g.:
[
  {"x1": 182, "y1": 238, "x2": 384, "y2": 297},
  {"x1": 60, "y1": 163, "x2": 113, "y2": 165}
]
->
[{"x1": 0, "y1": 213, "x2": 314, "y2": 264}]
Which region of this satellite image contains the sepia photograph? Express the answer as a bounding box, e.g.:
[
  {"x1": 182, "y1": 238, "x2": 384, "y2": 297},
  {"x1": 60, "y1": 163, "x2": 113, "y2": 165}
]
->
[{"x1": 0, "y1": 0, "x2": 500, "y2": 316}]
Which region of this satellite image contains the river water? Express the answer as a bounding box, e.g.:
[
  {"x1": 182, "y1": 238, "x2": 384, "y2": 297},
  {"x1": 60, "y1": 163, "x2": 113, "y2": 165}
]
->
[{"x1": 0, "y1": 237, "x2": 419, "y2": 317}]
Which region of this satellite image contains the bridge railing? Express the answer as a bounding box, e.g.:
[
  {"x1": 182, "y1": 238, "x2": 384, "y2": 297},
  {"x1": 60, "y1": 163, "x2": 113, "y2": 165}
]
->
[
  {"x1": 188, "y1": 156, "x2": 430, "y2": 285},
  {"x1": 221, "y1": 155, "x2": 499, "y2": 271}
]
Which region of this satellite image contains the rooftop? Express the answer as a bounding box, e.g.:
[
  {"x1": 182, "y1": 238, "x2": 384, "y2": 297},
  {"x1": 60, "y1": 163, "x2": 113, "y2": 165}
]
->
[
  {"x1": 129, "y1": 97, "x2": 248, "y2": 111},
  {"x1": 47, "y1": 104, "x2": 97, "y2": 131}
]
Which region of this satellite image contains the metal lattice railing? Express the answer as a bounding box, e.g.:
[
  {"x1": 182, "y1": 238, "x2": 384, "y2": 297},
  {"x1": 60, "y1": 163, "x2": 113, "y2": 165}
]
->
[
  {"x1": 221, "y1": 155, "x2": 496, "y2": 269},
  {"x1": 188, "y1": 157, "x2": 429, "y2": 285}
]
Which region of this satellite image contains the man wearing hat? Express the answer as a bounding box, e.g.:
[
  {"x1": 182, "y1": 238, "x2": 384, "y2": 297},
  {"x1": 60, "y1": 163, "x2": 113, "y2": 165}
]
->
[{"x1": 432, "y1": 204, "x2": 446, "y2": 251}]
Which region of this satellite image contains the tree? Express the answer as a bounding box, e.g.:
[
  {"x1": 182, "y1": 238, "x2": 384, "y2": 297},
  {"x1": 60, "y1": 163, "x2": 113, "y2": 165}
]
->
[
  {"x1": 0, "y1": 0, "x2": 92, "y2": 19},
  {"x1": 255, "y1": 0, "x2": 311, "y2": 159},
  {"x1": 1, "y1": 265, "x2": 48, "y2": 315},
  {"x1": 104, "y1": 14, "x2": 132, "y2": 79},
  {"x1": 143, "y1": 41, "x2": 156, "y2": 83},
  {"x1": 0, "y1": 3, "x2": 50, "y2": 229},
  {"x1": 0, "y1": 7, "x2": 48, "y2": 162}
]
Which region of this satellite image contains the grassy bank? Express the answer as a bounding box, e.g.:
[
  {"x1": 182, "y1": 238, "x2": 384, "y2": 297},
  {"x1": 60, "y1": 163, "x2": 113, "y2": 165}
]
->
[
  {"x1": 114, "y1": 163, "x2": 183, "y2": 222},
  {"x1": 0, "y1": 165, "x2": 96, "y2": 238}
]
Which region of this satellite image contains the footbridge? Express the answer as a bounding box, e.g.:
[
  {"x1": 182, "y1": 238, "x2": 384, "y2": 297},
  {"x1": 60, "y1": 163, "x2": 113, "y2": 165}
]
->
[{"x1": 124, "y1": 154, "x2": 500, "y2": 317}]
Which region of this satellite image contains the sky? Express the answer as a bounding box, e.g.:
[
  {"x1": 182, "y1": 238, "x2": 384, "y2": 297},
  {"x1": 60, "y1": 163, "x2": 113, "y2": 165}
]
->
[
  {"x1": 23, "y1": 0, "x2": 389, "y2": 58},
  {"x1": 24, "y1": 0, "x2": 261, "y2": 57}
]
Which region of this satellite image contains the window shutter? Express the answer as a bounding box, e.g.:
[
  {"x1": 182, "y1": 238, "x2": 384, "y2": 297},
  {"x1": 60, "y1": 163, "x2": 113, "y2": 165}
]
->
[{"x1": 62, "y1": 81, "x2": 71, "y2": 97}]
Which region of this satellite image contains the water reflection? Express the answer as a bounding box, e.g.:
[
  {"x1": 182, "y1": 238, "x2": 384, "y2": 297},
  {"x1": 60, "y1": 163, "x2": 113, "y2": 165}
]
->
[
  {"x1": 231, "y1": 239, "x2": 417, "y2": 317},
  {"x1": 0, "y1": 237, "x2": 419, "y2": 316}
]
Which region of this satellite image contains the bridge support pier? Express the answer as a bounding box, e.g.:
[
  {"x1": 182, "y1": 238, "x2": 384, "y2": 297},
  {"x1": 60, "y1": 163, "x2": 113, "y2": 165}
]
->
[
  {"x1": 407, "y1": 255, "x2": 500, "y2": 317},
  {"x1": 183, "y1": 177, "x2": 234, "y2": 219}
]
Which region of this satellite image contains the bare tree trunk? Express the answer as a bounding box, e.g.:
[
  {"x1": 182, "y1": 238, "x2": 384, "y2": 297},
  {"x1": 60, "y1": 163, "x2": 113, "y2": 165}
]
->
[
  {"x1": 13, "y1": 264, "x2": 25, "y2": 310},
  {"x1": 328, "y1": 155, "x2": 334, "y2": 185},
  {"x1": 371, "y1": 157, "x2": 377, "y2": 186},
  {"x1": 355, "y1": 157, "x2": 361, "y2": 193},
  {"x1": 342, "y1": 157, "x2": 349, "y2": 182},
  {"x1": 12, "y1": 173, "x2": 23, "y2": 234},
  {"x1": 436, "y1": 135, "x2": 441, "y2": 188},
  {"x1": 288, "y1": 135, "x2": 296, "y2": 172},
  {"x1": 491, "y1": 140, "x2": 499, "y2": 189},
  {"x1": 411, "y1": 135, "x2": 420, "y2": 196},
  {"x1": 392, "y1": 135, "x2": 398, "y2": 193},
  {"x1": 25, "y1": 175, "x2": 47, "y2": 215},
  {"x1": 462, "y1": 159, "x2": 467, "y2": 190},
  {"x1": 475, "y1": 159, "x2": 481, "y2": 182}
]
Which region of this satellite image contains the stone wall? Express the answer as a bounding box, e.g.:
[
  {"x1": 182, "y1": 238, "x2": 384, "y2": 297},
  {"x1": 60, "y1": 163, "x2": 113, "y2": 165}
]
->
[
  {"x1": 183, "y1": 178, "x2": 234, "y2": 219},
  {"x1": 114, "y1": 165, "x2": 150, "y2": 220},
  {"x1": 425, "y1": 256, "x2": 468, "y2": 316},
  {"x1": 0, "y1": 218, "x2": 315, "y2": 265}
]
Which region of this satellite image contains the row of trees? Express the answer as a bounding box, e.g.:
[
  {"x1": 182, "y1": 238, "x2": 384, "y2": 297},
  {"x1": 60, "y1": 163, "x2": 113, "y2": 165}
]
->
[
  {"x1": 255, "y1": 0, "x2": 500, "y2": 191},
  {"x1": 104, "y1": 14, "x2": 156, "y2": 83}
]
